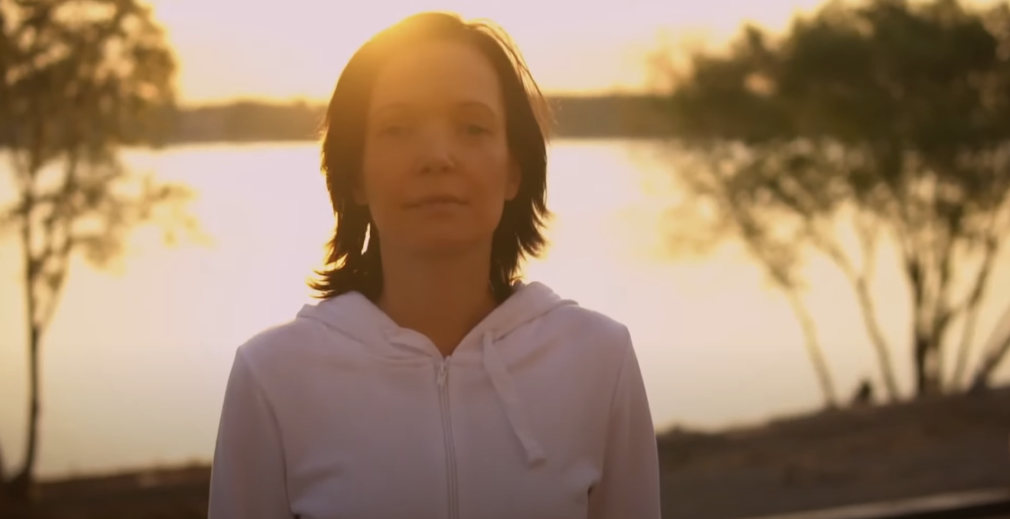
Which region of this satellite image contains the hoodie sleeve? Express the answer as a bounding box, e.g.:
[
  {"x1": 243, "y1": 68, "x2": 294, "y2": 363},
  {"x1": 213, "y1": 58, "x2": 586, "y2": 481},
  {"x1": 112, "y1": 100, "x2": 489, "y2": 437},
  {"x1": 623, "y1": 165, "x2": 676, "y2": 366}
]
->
[
  {"x1": 588, "y1": 330, "x2": 662, "y2": 519},
  {"x1": 208, "y1": 347, "x2": 294, "y2": 519}
]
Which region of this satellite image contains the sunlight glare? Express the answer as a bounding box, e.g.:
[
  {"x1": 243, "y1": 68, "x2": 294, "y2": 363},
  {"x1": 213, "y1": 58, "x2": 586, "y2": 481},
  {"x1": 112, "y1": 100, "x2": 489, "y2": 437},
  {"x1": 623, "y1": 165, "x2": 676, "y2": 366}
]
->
[{"x1": 149, "y1": 0, "x2": 830, "y2": 103}]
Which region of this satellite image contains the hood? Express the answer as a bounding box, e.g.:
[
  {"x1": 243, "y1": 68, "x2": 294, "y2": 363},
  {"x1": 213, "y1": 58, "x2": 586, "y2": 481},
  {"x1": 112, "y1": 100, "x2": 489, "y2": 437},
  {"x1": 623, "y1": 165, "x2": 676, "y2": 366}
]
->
[
  {"x1": 294, "y1": 281, "x2": 575, "y2": 466},
  {"x1": 295, "y1": 281, "x2": 573, "y2": 356}
]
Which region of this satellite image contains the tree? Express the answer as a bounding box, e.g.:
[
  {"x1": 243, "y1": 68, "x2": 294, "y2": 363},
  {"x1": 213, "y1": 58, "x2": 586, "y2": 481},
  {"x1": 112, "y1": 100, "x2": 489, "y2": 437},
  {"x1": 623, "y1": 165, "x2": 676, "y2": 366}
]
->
[
  {"x1": 0, "y1": 0, "x2": 194, "y2": 500},
  {"x1": 969, "y1": 300, "x2": 1010, "y2": 392},
  {"x1": 664, "y1": 144, "x2": 841, "y2": 408},
  {"x1": 661, "y1": 0, "x2": 1010, "y2": 399}
]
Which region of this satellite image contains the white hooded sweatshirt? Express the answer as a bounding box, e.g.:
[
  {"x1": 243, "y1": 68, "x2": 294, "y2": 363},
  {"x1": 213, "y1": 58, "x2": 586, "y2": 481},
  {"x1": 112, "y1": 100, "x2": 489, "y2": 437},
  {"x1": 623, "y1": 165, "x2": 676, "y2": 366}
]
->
[{"x1": 209, "y1": 281, "x2": 661, "y2": 519}]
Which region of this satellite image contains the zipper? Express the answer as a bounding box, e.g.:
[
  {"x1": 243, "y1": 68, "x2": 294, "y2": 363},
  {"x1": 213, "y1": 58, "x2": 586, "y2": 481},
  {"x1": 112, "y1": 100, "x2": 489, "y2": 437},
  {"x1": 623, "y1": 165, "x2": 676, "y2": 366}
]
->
[{"x1": 437, "y1": 357, "x2": 459, "y2": 519}]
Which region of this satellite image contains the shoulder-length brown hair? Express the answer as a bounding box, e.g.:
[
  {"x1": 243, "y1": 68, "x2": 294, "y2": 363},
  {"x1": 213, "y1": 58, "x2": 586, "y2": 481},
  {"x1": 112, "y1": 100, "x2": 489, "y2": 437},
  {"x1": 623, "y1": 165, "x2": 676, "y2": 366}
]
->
[{"x1": 309, "y1": 12, "x2": 552, "y2": 302}]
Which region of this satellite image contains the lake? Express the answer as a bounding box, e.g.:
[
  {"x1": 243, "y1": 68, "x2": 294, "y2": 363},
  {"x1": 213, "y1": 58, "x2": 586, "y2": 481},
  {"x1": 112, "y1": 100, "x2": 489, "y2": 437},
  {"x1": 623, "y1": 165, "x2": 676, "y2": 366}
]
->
[{"x1": 1, "y1": 140, "x2": 1008, "y2": 478}]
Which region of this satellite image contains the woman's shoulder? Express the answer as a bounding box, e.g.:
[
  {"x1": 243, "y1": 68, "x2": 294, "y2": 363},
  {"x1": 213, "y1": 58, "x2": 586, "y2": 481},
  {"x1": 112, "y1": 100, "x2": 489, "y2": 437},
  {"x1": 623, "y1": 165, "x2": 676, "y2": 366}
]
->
[
  {"x1": 232, "y1": 305, "x2": 342, "y2": 370},
  {"x1": 549, "y1": 303, "x2": 631, "y2": 344},
  {"x1": 520, "y1": 301, "x2": 639, "y2": 395},
  {"x1": 514, "y1": 282, "x2": 631, "y2": 349},
  {"x1": 532, "y1": 300, "x2": 635, "y2": 369}
]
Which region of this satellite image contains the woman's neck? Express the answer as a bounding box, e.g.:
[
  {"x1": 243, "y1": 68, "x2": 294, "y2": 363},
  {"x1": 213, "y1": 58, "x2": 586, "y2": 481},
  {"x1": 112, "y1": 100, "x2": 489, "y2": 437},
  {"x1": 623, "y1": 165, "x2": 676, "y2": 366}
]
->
[{"x1": 378, "y1": 246, "x2": 498, "y2": 357}]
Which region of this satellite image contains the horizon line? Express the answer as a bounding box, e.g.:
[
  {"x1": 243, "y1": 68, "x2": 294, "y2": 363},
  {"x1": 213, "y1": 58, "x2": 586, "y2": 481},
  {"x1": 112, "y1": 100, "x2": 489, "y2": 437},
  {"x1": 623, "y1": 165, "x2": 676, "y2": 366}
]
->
[{"x1": 177, "y1": 89, "x2": 665, "y2": 108}]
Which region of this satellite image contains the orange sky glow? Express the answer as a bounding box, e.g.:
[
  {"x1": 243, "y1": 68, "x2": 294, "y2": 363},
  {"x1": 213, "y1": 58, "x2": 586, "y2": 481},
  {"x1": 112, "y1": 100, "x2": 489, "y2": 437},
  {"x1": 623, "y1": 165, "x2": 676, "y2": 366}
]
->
[{"x1": 149, "y1": 0, "x2": 828, "y2": 103}]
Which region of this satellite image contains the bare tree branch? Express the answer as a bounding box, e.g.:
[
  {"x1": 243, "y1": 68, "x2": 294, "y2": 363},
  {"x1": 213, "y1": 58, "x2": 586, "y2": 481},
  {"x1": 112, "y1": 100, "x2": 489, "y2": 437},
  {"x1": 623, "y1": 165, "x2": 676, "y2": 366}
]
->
[{"x1": 949, "y1": 234, "x2": 999, "y2": 389}]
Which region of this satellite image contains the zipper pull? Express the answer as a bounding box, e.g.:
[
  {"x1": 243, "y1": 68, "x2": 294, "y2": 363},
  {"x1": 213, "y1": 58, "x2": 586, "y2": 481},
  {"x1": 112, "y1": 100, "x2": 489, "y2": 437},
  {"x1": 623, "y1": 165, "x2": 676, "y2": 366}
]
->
[{"x1": 437, "y1": 360, "x2": 449, "y2": 387}]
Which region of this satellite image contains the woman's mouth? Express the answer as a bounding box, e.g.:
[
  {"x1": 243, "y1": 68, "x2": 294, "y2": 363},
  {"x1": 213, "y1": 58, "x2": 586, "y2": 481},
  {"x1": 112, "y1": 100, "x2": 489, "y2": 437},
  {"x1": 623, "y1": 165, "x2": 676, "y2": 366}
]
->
[{"x1": 406, "y1": 195, "x2": 468, "y2": 209}]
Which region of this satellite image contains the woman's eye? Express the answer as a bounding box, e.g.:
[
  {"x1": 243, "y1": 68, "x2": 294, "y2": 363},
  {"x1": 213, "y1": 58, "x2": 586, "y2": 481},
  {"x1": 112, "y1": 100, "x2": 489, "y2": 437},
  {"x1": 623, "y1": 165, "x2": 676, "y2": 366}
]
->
[
  {"x1": 380, "y1": 125, "x2": 409, "y2": 137},
  {"x1": 463, "y1": 124, "x2": 489, "y2": 136}
]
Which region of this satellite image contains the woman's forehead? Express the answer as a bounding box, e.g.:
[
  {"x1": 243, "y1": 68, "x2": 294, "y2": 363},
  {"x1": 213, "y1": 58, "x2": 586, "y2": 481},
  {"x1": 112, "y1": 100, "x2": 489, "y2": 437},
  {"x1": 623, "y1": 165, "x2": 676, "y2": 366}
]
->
[
  {"x1": 371, "y1": 99, "x2": 499, "y2": 119},
  {"x1": 369, "y1": 41, "x2": 503, "y2": 112}
]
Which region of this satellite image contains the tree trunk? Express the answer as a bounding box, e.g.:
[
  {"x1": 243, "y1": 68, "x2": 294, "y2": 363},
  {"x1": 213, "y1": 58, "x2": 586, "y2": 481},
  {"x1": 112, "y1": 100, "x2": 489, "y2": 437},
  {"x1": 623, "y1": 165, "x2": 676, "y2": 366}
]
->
[
  {"x1": 913, "y1": 332, "x2": 942, "y2": 396},
  {"x1": 949, "y1": 247, "x2": 996, "y2": 390},
  {"x1": 9, "y1": 219, "x2": 42, "y2": 502},
  {"x1": 970, "y1": 333, "x2": 1010, "y2": 393},
  {"x1": 786, "y1": 291, "x2": 838, "y2": 408},
  {"x1": 8, "y1": 324, "x2": 41, "y2": 501},
  {"x1": 853, "y1": 277, "x2": 901, "y2": 401},
  {"x1": 968, "y1": 302, "x2": 1010, "y2": 393},
  {"x1": 950, "y1": 302, "x2": 984, "y2": 390}
]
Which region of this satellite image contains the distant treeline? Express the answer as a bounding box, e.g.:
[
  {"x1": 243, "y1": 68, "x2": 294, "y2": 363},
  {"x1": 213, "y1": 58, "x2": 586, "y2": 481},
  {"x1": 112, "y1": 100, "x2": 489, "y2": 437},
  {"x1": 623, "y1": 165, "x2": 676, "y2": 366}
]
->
[{"x1": 165, "y1": 95, "x2": 672, "y2": 144}]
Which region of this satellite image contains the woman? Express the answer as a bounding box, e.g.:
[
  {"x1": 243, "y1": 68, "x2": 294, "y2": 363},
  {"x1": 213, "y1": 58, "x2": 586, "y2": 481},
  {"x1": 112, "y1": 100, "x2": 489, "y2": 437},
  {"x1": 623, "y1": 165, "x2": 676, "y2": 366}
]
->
[{"x1": 209, "y1": 11, "x2": 661, "y2": 519}]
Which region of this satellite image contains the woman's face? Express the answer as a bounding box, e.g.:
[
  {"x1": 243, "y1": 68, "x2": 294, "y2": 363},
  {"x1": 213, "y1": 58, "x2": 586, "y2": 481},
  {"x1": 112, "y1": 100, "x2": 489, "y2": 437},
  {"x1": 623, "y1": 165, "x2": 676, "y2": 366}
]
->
[{"x1": 357, "y1": 39, "x2": 520, "y2": 258}]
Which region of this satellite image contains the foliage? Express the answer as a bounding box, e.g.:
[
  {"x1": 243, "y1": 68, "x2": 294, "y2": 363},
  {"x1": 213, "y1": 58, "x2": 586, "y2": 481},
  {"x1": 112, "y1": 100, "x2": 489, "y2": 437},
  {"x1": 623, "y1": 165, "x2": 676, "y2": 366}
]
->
[
  {"x1": 0, "y1": 0, "x2": 195, "y2": 500},
  {"x1": 663, "y1": 0, "x2": 1010, "y2": 399}
]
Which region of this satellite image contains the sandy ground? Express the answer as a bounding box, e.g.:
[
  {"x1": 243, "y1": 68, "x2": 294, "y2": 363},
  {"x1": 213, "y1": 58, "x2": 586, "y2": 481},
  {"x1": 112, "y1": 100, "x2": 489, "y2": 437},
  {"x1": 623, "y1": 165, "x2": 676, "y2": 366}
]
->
[{"x1": 3, "y1": 386, "x2": 1009, "y2": 519}]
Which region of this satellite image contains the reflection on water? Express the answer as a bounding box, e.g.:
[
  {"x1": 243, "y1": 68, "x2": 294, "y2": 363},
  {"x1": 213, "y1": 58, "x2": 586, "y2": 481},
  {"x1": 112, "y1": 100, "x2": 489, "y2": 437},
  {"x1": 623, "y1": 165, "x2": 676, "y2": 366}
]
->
[{"x1": 1, "y1": 140, "x2": 1007, "y2": 477}]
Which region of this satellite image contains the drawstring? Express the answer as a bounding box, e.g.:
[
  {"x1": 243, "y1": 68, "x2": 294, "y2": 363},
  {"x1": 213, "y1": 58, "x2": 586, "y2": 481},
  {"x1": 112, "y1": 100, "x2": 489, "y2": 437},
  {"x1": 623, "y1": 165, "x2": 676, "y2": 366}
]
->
[{"x1": 481, "y1": 332, "x2": 547, "y2": 466}]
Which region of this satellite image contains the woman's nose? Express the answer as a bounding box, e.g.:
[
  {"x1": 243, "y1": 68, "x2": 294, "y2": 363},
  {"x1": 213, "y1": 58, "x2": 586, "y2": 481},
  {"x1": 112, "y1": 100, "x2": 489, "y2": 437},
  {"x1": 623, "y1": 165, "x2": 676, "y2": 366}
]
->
[{"x1": 416, "y1": 123, "x2": 456, "y2": 173}]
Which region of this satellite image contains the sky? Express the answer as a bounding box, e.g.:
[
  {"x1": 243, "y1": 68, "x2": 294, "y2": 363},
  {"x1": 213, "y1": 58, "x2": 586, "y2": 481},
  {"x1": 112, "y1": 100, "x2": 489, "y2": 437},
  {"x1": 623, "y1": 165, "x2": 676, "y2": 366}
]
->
[{"x1": 149, "y1": 0, "x2": 827, "y2": 104}]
